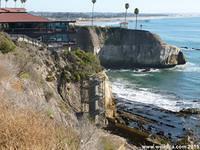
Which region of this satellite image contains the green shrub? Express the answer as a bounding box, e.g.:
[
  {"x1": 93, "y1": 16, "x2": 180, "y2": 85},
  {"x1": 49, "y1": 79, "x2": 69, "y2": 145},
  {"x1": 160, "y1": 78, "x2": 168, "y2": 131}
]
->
[
  {"x1": 100, "y1": 137, "x2": 115, "y2": 150},
  {"x1": 19, "y1": 72, "x2": 30, "y2": 79},
  {"x1": 0, "y1": 33, "x2": 16, "y2": 54},
  {"x1": 61, "y1": 50, "x2": 102, "y2": 82},
  {"x1": 46, "y1": 74, "x2": 55, "y2": 82},
  {"x1": 46, "y1": 76, "x2": 55, "y2": 82},
  {"x1": 46, "y1": 108, "x2": 54, "y2": 119}
]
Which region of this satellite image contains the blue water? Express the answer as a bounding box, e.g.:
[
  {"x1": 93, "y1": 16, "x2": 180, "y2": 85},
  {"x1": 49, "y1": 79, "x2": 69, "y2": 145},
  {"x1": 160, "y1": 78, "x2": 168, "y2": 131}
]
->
[
  {"x1": 106, "y1": 17, "x2": 200, "y2": 111},
  {"x1": 132, "y1": 17, "x2": 200, "y2": 48}
]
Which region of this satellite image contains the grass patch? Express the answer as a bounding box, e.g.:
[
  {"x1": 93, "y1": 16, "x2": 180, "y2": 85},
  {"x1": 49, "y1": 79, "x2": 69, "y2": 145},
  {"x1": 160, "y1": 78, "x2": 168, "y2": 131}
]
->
[
  {"x1": 19, "y1": 72, "x2": 30, "y2": 79},
  {"x1": 46, "y1": 108, "x2": 54, "y2": 119},
  {"x1": 0, "y1": 100, "x2": 79, "y2": 149},
  {"x1": 0, "y1": 32, "x2": 16, "y2": 54},
  {"x1": 46, "y1": 75, "x2": 55, "y2": 82},
  {"x1": 100, "y1": 137, "x2": 115, "y2": 150}
]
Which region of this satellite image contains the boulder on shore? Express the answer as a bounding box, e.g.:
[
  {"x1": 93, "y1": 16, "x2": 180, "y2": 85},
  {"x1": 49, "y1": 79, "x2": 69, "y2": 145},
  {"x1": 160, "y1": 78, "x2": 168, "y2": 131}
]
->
[
  {"x1": 180, "y1": 108, "x2": 200, "y2": 115},
  {"x1": 74, "y1": 26, "x2": 186, "y2": 69}
]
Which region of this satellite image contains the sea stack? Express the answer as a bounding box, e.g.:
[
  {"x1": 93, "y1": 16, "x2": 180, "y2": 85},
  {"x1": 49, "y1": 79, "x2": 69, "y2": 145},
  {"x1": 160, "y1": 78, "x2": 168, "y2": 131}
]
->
[{"x1": 75, "y1": 27, "x2": 186, "y2": 69}]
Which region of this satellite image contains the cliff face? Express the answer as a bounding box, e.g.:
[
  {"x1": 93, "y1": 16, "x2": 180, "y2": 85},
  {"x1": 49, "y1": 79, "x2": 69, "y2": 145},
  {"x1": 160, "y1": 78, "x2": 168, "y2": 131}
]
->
[
  {"x1": 0, "y1": 34, "x2": 127, "y2": 149},
  {"x1": 75, "y1": 27, "x2": 186, "y2": 69}
]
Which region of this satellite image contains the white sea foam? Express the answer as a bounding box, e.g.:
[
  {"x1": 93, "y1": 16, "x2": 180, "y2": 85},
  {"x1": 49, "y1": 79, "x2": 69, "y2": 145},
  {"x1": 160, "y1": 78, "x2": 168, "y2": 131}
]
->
[
  {"x1": 148, "y1": 69, "x2": 161, "y2": 73},
  {"x1": 132, "y1": 69, "x2": 161, "y2": 73},
  {"x1": 131, "y1": 73, "x2": 150, "y2": 77},
  {"x1": 171, "y1": 62, "x2": 200, "y2": 73},
  {"x1": 110, "y1": 68, "x2": 161, "y2": 73},
  {"x1": 112, "y1": 81, "x2": 200, "y2": 112}
]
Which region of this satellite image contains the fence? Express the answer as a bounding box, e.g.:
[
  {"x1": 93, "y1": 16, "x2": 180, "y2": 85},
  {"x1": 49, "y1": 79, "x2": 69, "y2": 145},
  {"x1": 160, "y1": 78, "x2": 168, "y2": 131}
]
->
[{"x1": 9, "y1": 34, "x2": 47, "y2": 48}]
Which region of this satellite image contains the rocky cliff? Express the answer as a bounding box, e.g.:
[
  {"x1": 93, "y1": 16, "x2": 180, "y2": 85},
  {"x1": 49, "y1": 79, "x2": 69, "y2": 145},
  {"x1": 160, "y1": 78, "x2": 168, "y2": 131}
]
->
[
  {"x1": 74, "y1": 26, "x2": 186, "y2": 69},
  {"x1": 0, "y1": 33, "x2": 131, "y2": 150}
]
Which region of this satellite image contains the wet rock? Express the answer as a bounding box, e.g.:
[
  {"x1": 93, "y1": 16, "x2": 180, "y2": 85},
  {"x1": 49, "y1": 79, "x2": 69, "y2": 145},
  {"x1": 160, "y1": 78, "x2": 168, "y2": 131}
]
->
[
  {"x1": 192, "y1": 48, "x2": 200, "y2": 51},
  {"x1": 157, "y1": 131, "x2": 165, "y2": 136},
  {"x1": 177, "y1": 51, "x2": 186, "y2": 65},
  {"x1": 166, "y1": 124, "x2": 175, "y2": 128},
  {"x1": 181, "y1": 46, "x2": 189, "y2": 49},
  {"x1": 193, "y1": 100, "x2": 198, "y2": 102},
  {"x1": 180, "y1": 108, "x2": 200, "y2": 115},
  {"x1": 168, "y1": 133, "x2": 172, "y2": 139},
  {"x1": 148, "y1": 126, "x2": 152, "y2": 132}
]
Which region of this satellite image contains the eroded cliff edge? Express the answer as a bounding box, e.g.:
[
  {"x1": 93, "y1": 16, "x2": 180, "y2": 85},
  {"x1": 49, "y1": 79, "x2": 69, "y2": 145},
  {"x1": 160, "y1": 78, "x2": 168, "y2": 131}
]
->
[
  {"x1": 0, "y1": 33, "x2": 130, "y2": 149},
  {"x1": 74, "y1": 26, "x2": 186, "y2": 69}
]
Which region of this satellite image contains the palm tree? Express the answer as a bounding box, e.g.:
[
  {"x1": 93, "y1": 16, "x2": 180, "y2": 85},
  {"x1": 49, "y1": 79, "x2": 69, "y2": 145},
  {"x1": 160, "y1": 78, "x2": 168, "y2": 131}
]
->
[
  {"x1": 5, "y1": 0, "x2": 8, "y2": 7},
  {"x1": 134, "y1": 8, "x2": 139, "y2": 29},
  {"x1": 20, "y1": 0, "x2": 23, "y2": 7},
  {"x1": 124, "y1": 3, "x2": 129, "y2": 23},
  {"x1": 20, "y1": 0, "x2": 26, "y2": 7},
  {"x1": 14, "y1": 0, "x2": 17, "y2": 7},
  {"x1": 91, "y1": 0, "x2": 96, "y2": 26}
]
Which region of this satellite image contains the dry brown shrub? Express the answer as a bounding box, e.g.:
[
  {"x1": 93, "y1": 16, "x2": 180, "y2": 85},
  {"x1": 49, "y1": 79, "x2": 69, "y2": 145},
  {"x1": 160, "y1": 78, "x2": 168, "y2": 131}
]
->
[
  {"x1": 0, "y1": 100, "x2": 79, "y2": 150},
  {"x1": 0, "y1": 64, "x2": 10, "y2": 81},
  {"x1": 11, "y1": 80, "x2": 24, "y2": 92}
]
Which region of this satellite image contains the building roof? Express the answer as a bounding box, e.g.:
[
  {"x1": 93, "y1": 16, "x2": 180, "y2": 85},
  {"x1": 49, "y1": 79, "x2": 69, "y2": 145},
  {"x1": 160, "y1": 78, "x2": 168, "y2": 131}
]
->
[
  {"x1": 0, "y1": 12, "x2": 50, "y2": 23},
  {"x1": 0, "y1": 8, "x2": 76, "y2": 23},
  {"x1": 0, "y1": 8, "x2": 26, "y2": 13}
]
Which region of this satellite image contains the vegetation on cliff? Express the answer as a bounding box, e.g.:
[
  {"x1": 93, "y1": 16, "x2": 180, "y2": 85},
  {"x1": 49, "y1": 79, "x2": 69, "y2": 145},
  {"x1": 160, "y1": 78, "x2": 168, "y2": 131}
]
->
[
  {"x1": 0, "y1": 33, "x2": 127, "y2": 150},
  {"x1": 61, "y1": 49, "x2": 102, "y2": 82},
  {"x1": 0, "y1": 100, "x2": 79, "y2": 149},
  {"x1": 0, "y1": 33, "x2": 16, "y2": 54}
]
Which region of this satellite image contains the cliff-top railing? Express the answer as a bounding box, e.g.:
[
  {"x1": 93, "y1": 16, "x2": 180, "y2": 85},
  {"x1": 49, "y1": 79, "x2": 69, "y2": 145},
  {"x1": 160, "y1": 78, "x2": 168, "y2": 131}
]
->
[
  {"x1": 9, "y1": 34, "x2": 47, "y2": 48},
  {"x1": 9, "y1": 34, "x2": 76, "y2": 50}
]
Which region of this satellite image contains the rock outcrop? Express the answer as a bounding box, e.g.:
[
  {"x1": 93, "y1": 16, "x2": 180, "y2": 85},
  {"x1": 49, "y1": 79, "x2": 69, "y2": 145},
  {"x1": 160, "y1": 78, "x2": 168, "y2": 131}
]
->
[
  {"x1": 0, "y1": 34, "x2": 130, "y2": 149},
  {"x1": 74, "y1": 27, "x2": 186, "y2": 69},
  {"x1": 180, "y1": 108, "x2": 200, "y2": 115}
]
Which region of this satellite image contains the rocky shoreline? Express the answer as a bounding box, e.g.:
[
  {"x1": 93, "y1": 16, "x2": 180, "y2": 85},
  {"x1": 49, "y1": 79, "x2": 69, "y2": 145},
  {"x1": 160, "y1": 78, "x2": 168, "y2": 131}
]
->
[
  {"x1": 113, "y1": 98, "x2": 200, "y2": 144},
  {"x1": 72, "y1": 26, "x2": 197, "y2": 146}
]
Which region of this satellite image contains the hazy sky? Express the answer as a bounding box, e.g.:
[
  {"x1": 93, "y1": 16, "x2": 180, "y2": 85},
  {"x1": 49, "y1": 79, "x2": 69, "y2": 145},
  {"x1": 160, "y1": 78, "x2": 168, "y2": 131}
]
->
[{"x1": 4, "y1": 0, "x2": 200, "y2": 13}]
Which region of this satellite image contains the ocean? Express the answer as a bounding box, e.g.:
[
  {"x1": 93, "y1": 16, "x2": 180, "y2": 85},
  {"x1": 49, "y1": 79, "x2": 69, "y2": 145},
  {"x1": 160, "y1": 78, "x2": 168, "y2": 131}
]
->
[
  {"x1": 105, "y1": 17, "x2": 200, "y2": 112},
  {"x1": 91, "y1": 17, "x2": 200, "y2": 141}
]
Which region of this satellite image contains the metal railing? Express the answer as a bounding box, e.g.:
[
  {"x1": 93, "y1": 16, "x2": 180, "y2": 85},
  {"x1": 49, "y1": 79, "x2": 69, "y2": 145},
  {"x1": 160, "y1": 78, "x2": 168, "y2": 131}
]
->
[
  {"x1": 9, "y1": 34, "x2": 76, "y2": 49},
  {"x1": 9, "y1": 34, "x2": 47, "y2": 48},
  {"x1": 5, "y1": 28, "x2": 76, "y2": 34}
]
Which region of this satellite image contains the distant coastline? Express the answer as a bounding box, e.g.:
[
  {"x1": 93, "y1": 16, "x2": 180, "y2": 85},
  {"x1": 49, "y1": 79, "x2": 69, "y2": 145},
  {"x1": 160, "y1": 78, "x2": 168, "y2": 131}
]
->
[
  {"x1": 76, "y1": 14, "x2": 200, "y2": 26},
  {"x1": 31, "y1": 11, "x2": 200, "y2": 26}
]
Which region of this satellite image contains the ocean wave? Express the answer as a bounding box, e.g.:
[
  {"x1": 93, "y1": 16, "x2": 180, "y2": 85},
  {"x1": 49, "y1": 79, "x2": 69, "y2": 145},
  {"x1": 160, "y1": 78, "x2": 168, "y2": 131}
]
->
[
  {"x1": 131, "y1": 73, "x2": 150, "y2": 77},
  {"x1": 133, "y1": 69, "x2": 161, "y2": 73},
  {"x1": 112, "y1": 81, "x2": 200, "y2": 112},
  {"x1": 108, "y1": 68, "x2": 161, "y2": 74},
  {"x1": 174, "y1": 62, "x2": 200, "y2": 72}
]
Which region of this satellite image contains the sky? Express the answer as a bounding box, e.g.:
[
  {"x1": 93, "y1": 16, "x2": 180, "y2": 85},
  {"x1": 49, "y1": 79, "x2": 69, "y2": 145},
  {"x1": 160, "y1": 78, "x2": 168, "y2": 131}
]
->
[{"x1": 3, "y1": 0, "x2": 200, "y2": 13}]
